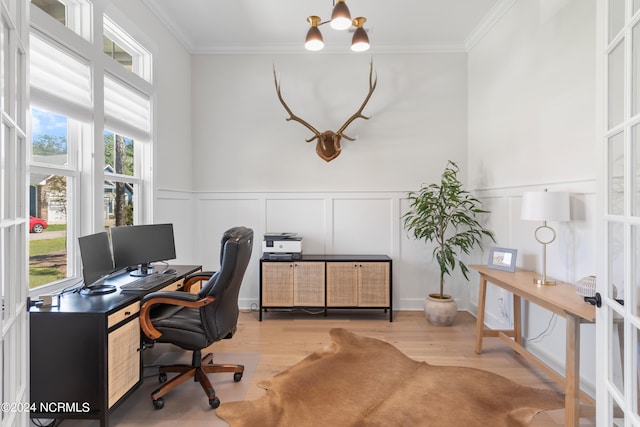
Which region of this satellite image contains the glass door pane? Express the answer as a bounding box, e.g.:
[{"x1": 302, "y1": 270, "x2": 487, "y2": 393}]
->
[
  {"x1": 608, "y1": 222, "x2": 625, "y2": 301},
  {"x1": 633, "y1": 22, "x2": 640, "y2": 116},
  {"x1": 634, "y1": 127, "x2": 640, "y2": 215},
  {"x1": 609, "y1": 131, "x2": 625, "y2": 215},
  {"x1": 633, "y1": 324, "x2": 640, "y2": 420},
  {"x1": 609, "y1": 40, "x2": 625, "y2": 129},
  {"x1": 610, "y1": 0, "x2": 625, "y2": 42},
  {"x1": 610, "y1": 315, "x2": 624, "y2": 394},
  {"x1": 634, "y1": 225, "x2": 640, "y2": 318}
]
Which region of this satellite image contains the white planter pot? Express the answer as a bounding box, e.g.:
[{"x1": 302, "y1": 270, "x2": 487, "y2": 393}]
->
[{"x1": 424, "y1": 293, "x2": 457, "y2": 326}]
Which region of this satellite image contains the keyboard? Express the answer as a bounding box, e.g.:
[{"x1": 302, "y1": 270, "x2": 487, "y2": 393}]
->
[{"x1": 119, "y1": 273, "x2": 172, "y2": 293}]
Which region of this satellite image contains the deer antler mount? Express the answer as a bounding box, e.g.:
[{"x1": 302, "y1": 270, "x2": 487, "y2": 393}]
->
[{"x1": 274, "y1": 62, "x2": 377, "y2": 162}]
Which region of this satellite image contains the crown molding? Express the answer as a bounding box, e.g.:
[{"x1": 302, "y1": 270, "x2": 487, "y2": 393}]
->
[
  {"x1": 144, "y1": 0, "x2": 510, "y2": 56},
  {"x1": 465, "y1": 0, "x2": 517, "y2": 51},
  {"x1": 141, "y1": 0, "x2": 196, "y2": 53},
  {"x1": 189, "y1": 44, "x2": 469, "y2": 55}
]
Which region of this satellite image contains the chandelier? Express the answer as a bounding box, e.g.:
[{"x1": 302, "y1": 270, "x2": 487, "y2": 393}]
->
[{"x1": 304, "y1": 0, "x2": 370, "y2": 52}]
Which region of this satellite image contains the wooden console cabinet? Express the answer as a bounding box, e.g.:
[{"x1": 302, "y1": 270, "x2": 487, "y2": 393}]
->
[
  {"x1": 29, "y1": 265, "x2": 201, "y2": 427},
  {"x1": 261, "y1": 261, "x2": 325, "y2": 307},
  {"x1": 260, "y1": 255, "x2": 392, "y2": 321}
]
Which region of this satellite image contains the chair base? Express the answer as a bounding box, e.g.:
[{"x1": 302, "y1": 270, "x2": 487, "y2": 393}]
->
[{"x1": 150, "y1": 350, "x2": 244, "y2": 409}]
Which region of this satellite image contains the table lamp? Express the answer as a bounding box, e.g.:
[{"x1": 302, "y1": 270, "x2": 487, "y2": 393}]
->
[{"x1": 521, "y1": 189, "x2": 570, "y2": 285}]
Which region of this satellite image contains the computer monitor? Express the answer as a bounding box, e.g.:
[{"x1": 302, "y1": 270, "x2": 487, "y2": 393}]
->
[
  {"x1": 78, "y1": 231, "x2": 117, "y2": 295},
  {"x1": 110, "y1": 223, "x2": 176, "y2": 276}
]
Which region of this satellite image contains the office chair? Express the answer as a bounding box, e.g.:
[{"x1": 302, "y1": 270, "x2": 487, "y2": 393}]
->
[{"x1": 139, "y1": 226, "x2": 253, "y2": 409}]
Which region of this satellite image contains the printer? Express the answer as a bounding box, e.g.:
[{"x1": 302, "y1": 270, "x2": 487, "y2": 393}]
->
[{"x1": 262, "y1": 233, "x2": 302, "y2": 260}]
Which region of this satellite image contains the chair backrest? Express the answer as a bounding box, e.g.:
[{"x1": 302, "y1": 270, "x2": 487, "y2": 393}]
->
[{"x1": 198, "y1": 226, "x2": 253, "y2": 342}]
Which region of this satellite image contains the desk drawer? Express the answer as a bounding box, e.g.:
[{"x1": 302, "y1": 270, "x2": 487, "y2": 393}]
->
[
  {"x1": 160, "y1": 277, "x2": 185, "y2": 292},
  {"x1": 108, "y1": 301, "x2": 140, "y2": 329},
  {"x1": 162, "y1": 268, "x2": 203, "y2": 293}
]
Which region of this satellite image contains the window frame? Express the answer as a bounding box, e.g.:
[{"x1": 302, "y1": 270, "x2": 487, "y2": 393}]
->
[
  {"x1": 103, "y1": 14, "x2": 152, "y2": 83},
  {"x1": 28, "y1": 1, "x2": 155, "y2": 295}
]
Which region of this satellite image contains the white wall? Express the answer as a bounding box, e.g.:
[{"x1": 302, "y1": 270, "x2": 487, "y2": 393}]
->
[
  {"x1": 190, "y1": 54, "x2": 468, "y2": 192},
  {"x1": 468, "y1": 0, "x2": 597, "y2": 394},
  {"x1": 110, "y1": 0, "x2": 195, "y2": 260},
  {"x1": 187, "y1": 53, "x2": 472, "y2": 310},
  {"x1": 110, "y1": 0, "x2": 193, "y2": 193}
]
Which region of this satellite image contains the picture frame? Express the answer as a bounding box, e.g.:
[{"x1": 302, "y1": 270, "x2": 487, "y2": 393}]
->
[{"x1": 487, "y1": 247, "x2": 518, "y2": 272}]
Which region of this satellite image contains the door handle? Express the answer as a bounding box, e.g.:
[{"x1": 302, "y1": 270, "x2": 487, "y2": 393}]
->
[{"x1": 584, "y1": 293, "x2": 601, "y2": 308}]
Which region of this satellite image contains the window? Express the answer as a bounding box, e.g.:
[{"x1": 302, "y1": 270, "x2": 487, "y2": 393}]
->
[
  {"x1": 30, "y1": 0, "x2": 91, "y2": 41},
  {"x1": 104, "y1": 14, "x2": 152, "y2": 82},
  {"x1": 29, "y1": 107, "x2": 78, "y2": 289},
  {"x1": 31, "y1": 0, "x2": 65, "y2": 25},
  {"x1": 103, "y1": 35, "x2": 132, "y2": 71},
  {"x1": 103, "y1": 130, "x2": 138, "y2": 227},
  {"x1": 29, "y1": 4, "x2": 154, "y2": 292}
]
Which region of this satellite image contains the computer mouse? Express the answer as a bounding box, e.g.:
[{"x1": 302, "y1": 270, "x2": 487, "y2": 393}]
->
[{"x1": 163, "y1": 268, "x2": 176, "y2": 275}]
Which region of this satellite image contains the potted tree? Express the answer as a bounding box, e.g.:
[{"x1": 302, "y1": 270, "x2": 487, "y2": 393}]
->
[{"x1": 403, "y1": 161, "x2": 495, "y2": 326}]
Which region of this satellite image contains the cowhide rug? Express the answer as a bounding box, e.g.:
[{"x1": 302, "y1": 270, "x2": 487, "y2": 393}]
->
[{"x1": 216, "y1": 328, "x2": 564, "y2": 426}]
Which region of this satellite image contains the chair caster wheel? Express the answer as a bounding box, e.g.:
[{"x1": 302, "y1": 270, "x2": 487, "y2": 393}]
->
[
  {"x1": 153, "y1": 398, "x2": 164, "y2": 410},
  {"x1": 209, "y1": 397, "x2": 220, "y2": 409},
  {"x1": 234, "y1": 372, "x2": 243, "y2": 382},
  {"x1": 158, "y1": 372, "x2": 167, "y2": 383}
]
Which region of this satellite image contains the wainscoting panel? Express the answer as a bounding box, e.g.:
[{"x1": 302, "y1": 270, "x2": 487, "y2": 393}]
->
[
  {"x1": 176, "y1": 191, "x2": 417, "y2": 311},
  {"x1": 156, "y1": 181, "x2": 597, "y2": 334},
  {"x1": 332, "y1": 198, "x2": 394, "y2": 255},
  {"x1": 197, "y1": 197, "x2": 262, "y2": 257},
  {"x1": 154, "y1": 190, "x2": 196, "y2": 265},
  {"x1": 265, "y1": 198, "x2": 327, "y2": 254}
]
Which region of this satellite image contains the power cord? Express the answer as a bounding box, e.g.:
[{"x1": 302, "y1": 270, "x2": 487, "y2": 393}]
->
[
  {"x1": 239, "y1": 303, "x2": 260, "y2": 313},
  {"x1": 523, "y1": 313, "x2": 557, "y2": 344},
  {"x1": 497, "y1": 297, "x2": 511, "y2": 324},
  {"x1": 61, "y1": 279, "x2": 83, "y2": 295}
]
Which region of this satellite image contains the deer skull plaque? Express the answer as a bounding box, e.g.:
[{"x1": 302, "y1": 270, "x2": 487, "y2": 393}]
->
[{"x1": 273, "y1": 62, "x2": 377, "y2": 162}]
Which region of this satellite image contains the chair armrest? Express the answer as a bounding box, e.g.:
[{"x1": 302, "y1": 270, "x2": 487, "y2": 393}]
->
[
  {"x1": 183, "y1": 271, "x2": 217, "y2": 292},
  {"x1": 139, "y1": 292, "x2": 216, "y2": 340}
]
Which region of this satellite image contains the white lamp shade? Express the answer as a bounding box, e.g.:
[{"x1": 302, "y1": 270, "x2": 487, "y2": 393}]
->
[
  {"x1": 305, "y1": 26, "x2": 324, "y2": 51},
  {"x1": 351, "y1": 27, "x2": 370, "y2": 52},
  {"x1": 521, "y1": 191, "x2": 570, "y2": 221},
  {"x1": 330, "y1": 1, "x2": 352, "y2": 30}
]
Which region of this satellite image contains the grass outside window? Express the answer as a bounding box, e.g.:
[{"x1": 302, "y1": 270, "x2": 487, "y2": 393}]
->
[{"x1": 29, "y1": 225, "x2": 67, "y2": 288}]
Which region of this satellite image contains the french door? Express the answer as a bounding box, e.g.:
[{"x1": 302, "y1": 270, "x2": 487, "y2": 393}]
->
[
  {"x1": 0, "y1": 1, "x2": 29, "y2": 426},
  {"x1": 600, "y1": 0, "x2": 640, "y2": 425}
]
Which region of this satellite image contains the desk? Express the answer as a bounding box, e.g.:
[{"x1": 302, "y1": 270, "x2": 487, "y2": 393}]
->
[
  {"x1": 470, "y1": 265, "x2": 595, "y2": 427},
  {"x1": 29, "y1": 264, "x2": 201, "y2": 427}
]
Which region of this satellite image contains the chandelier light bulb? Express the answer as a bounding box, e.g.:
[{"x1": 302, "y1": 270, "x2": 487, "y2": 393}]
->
[
  {"x1": 330, "y1": 0, "x2": 352, "y2": 30},
  {"x1": 305, "y1": 16, "x2": 324, "y2": 51},
  {"x1": 351, "y1": 17, "x2": 369, "y2": 52}
]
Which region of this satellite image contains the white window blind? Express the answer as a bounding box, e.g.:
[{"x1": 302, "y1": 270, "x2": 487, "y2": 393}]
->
[
  {"x1": 104, "y1": 74, "x2": 151, "y2": 140},
  {"x1": 29, "y1": 34, "x2": 92, "y2": 121}
]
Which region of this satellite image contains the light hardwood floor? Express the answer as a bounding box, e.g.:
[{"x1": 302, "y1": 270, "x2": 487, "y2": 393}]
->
[{"x1": 204, "y1": 309, "x2": 595, "y2": 426}]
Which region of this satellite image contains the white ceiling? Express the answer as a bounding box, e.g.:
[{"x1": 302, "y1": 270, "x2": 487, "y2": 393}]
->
[{"x1": 142, "y1": 0, "x2": 507, "y2": 54}]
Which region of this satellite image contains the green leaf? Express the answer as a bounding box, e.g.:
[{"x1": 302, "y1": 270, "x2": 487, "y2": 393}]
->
[{"x1": 402, "y1": 160, "x2": 496, "y2": 294}]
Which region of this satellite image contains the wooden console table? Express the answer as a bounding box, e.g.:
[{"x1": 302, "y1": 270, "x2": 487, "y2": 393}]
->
[{"x1": 470, "y1": 265, "x2": 595, "y2": 427}]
